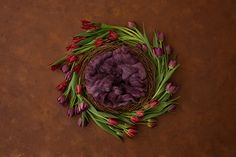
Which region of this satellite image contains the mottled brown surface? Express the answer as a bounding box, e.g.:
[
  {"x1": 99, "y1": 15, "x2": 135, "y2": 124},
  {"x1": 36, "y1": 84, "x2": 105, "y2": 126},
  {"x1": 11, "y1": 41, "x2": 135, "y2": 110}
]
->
[{"x1": 0, "y1": 0, "x2": 236, "y2": 157}]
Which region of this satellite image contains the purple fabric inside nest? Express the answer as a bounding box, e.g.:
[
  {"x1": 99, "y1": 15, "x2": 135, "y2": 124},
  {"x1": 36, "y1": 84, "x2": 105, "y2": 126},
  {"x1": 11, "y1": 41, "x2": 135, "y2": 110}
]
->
[{"x1": 84, "y1": 46, "x2": 147, "y2": 107}]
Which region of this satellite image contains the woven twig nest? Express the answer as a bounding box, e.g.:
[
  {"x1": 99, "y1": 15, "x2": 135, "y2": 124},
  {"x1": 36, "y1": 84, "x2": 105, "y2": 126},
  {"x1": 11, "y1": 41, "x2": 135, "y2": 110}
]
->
[{"x1": 80, "y1": 44, "x2": 156, "y2": 113}]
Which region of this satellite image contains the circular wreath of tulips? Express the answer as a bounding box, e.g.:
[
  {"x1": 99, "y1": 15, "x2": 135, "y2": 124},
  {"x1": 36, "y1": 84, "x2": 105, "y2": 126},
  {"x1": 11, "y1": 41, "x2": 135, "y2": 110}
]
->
[{"x1": 50, "y1": 20, "x2": 179, "y2": 139}]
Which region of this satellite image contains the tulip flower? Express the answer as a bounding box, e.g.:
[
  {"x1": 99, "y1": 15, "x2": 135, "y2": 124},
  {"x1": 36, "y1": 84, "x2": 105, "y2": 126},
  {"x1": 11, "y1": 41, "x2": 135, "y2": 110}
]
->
[
  {"x1": 127, "y1": 21, "x2": 136, "y2": 29},
  {"x1": 153, "y1": 47, "x2": 163, "y2": 57},
  {"x1": 57, "y1": 95, "x2": 67, "y2": 105},
  {"x1": 107, "y1": 118, "x2": 119, "y2": 126},
  {"x1": 136, "y1": 43, "x2": 142, "y2": 49},
  {"x1": 76, "y1": 85, "x2": 82, "y2": 95},
  {"x1": 73, "y1": 64, "x2": 81, "y2": 73},
  {"x1": 72, "y1": 36, "x2": 85, "y2": 44},
  {"x1": 65, "y1": 71, "x2": 72, "y2": 81},
  {"x1": 166, "y1": 82, "x2": 178, "y2": 94},
  {"x1": 81, "y1": 19, "x2": 97, "y2": 30},
  {"x1": 61, "y1": 64, "x2": 69, "y2": 73},
  {"x1": 126, "y1": 128, "x2": 137, "y2": 137},
  {"x1": 108, "y1": 31, "x2": 118, "y2": 41},
  {"x1": 66, "y1": 55, "x2": 78, "y2": 63},
  {"x1": 147, "y1": 119, "x2": 158, "y2": 128},
  {"x1": 130, "y1": 116, "x2": 139, "y2": 123},
  {"x1": 168, "y1": 60, "x2": 177, "y2": 69},
  {"x1": 135, "y1": 111, "x2": 144, "y2": 117},
  {"x1": 142, "y1": 44, "x2": 148, "y2": 52},
  {"x1": 50, "y1": 64, "x2": 61, "y2": 71},
  {"x1": 67, "y1": 108, "x2": 74, "y2": 117},
  {"x1": 168, "y1": 104, "x2": 176, "y2": 112},
  {"x1": 165, "y1": 45, "x2": 172, "y2": 54},
  {"x1": 77, "y1": 116, "x2": 88, "y2": 127},
  {"x1": 66, "y1": 43, "x2": 76, "y2": 51},
  {"x1": 157, "y1": 32, "x2": 164, "y2": 42},
  {"x1": 148, "y1": 99, "x2": 159, "y2": 108},
  {"x1": 56, "y1": 80, "x2": 67, "y2": 92},
  {"x1": 95, "y1": 38, "x2": 104, "y2": 47},
  {"x1": 75, "y1": 102, "x2": 89, "y2": 114}
]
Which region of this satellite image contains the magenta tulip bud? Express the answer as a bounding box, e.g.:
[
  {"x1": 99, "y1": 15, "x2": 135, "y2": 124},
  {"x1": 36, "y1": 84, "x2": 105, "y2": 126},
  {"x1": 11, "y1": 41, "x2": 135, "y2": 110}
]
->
[
  {"x1": 77, "y1": 116, "x2": 88, "y2": 128},
  {"x1": 142, "y1": 44, "x2": 148, "y2": 52},
  {"x1": 127, "y1": 21, "x2": 136, "y2": 29},
  {"x1": 67, "y1": 108, "x2": 74, "y2": 117},
  {"x1": 61, "y1": 64, "x2": 69, "y2": 73},
  {"x1": 165, "y1": 45, "x2": 172, "y2": 54},
  {"x1": 157, "y1": 32, "x2": 165, "y2": 42},
  {"x1": 136, "y1": 43, "x2": 142, "y2": 49},
  {"x1": 57, "y1": 95, "x2": 67, "y2": 106},
  {"x1": 153, "y1": 47, "x2": 163, "y2": 57},
  {"x1": 168, "y1": 104, "x2": 176, "y2": 112},
  {"x1": 65, "y1": 71, "x2": 72, "y2": 81},
  {"x1": 166, "y1": 82, "x2": 178, "y2": 94},
  {"x1": 75, "y1": 102, "x2": 89, "y2": 114},
  {"x1": 168, "y1": 60, "x2": 177, "y2": 69}
]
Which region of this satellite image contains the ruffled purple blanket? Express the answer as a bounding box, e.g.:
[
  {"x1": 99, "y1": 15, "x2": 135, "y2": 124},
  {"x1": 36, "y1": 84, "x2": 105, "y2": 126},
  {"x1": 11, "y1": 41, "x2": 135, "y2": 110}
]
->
[{"x1": 84, "y1": 46, "x2": 147, "y2": 107}]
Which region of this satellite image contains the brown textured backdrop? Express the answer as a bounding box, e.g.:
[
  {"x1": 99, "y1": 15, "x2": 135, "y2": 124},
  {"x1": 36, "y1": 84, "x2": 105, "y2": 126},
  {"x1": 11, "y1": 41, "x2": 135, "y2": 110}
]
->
[{"x1": 0, "y1": 0, "x2": 236, "y2": 157}]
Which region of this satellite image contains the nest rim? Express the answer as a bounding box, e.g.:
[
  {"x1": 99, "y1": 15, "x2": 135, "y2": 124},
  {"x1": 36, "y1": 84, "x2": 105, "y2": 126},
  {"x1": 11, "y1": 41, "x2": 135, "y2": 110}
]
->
[{"x1": 80, "y1": 43, "x2": 156, "y2": 114}]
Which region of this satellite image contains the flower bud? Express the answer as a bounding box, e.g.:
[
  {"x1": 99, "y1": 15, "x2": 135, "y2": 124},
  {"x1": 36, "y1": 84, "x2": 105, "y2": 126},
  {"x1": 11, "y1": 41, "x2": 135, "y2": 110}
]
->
[
  {"x1": 77, "y1": 116, "x2": 88, "y2": 128},
  {"x1": 107, "y1": 118, "x2": 119, "y2": 126},
  {"x1": 66, "y1": 55, "x2": 77, "y2": 63},
  {"x1": 135, "y1": 110, "x2": 144, "y2": 117},
  {"x1": 50, "y1": 64, "x2": 61, "y2": 71},
  {"x1": 73, "y1": 64, "x2": 81, "y2": 73},
  {"x1": 130, "y1": 116, "x2": 139, "y2": 123},
  {"x1": 142, "y1": 44, "x2": 148, "y2": 53},
  {"x1": 127, "y1": 21, "x2": 136, "y2": 29},
  {"x1": 126, "y1": 128, "x2": 137, "y2": 137},
  {"x1": 108, "y1": 31, "x2": 118, "y2": 41},
  {"x1": 67, "y1": 108, "x2": 74, "y2": 117},
  {"x1": 136, "y1": 43, "x2": 142, "y2": 49},
  {"x1": 166, "y1": 83, "x2": 178, "y2": 94},
  {"x1": 61, "y1": 64, "x2": 69, "y2": 73},
  {"x1": 147, "y1": 119, "x2": 158, "y2": 128},
  {"x1": 57, "y1": 95, "x2": 67, "y2": 106},
  {"x1": 66, "y1": 43, "x2": 77, "y2": 51},
  {"x1": 95, "y1": 38, "x2": 103, "y2": 47},
  {"x1": 76, "y1": 85, "x2": 82, "y2": 95},
  {"x1": 165, "y1": 45, "x2": 172, "y2": 54},
  {"x1": 147, "y1": 100, "x2": 159, "y2": 108},
  {"x1": 75, "y1": 102, "x2": 89, "y2": 114},
  {"x1": 168, "y1": 104, "x2": 176, "y2": 112},
  {"x1": 56, "y1": 80, "x2": 67, "y2": 92},
  {"x1": 168, "y1": 60, "x2": 177, "y2": 69},
  {"x1": 157, "y1": 32, "x2": 164, "y2": 42},
  {"x1": 153, "y1": 47, "x2": 163, "y2": 57},
  {"x1": 65, "y1": 71, "x2": 72, "y2": 81}
]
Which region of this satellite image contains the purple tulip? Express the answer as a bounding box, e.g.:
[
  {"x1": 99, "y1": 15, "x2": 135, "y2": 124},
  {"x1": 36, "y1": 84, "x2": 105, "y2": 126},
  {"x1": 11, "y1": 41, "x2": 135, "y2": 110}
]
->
[
  {"x1": 75, "y1": 102, "x2": 89, "y2": 114},
  {"x1": 136, "y1": 43, "x2": 142, "y2": 49},
  {"x1": 57, "y1": 95, "x2": 67, "y2": 105},
  {"x1": 157, "y1": 32, "x2": 165, "y2": 42},
  {"x1": 142, "y1": 44, "x2": 148, "y2": 52},
  {"x1": 167, "y1": 104, "x2": 176, "y2": 112},
  {"x1": 165, "y1": 45, "x2": 172, "y2": 55},
  {"x1": 166, "y1": 82, "x2": 178, "y2": 94},
  {"x1": 77, "y1": 116, "x2": 88, "y2": 128},
  {"x1": 168, "y1": 60, "x2": 177, "y2": 69},
  {"x1": 127, "y1": 21, "x2": 136, "y2": 29},
  {"x1": 153, "y1": 48, "x2": 163, "y2": 57},
  {"x1": 65, "y1": 71, "x2": 72, "y2": 81},
  {"x1": 67, "y1": 108, "x2": 74, "y2": 117},
  {"x1": 61, "y1": 64, "x2": 69, "y2": 73}
]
